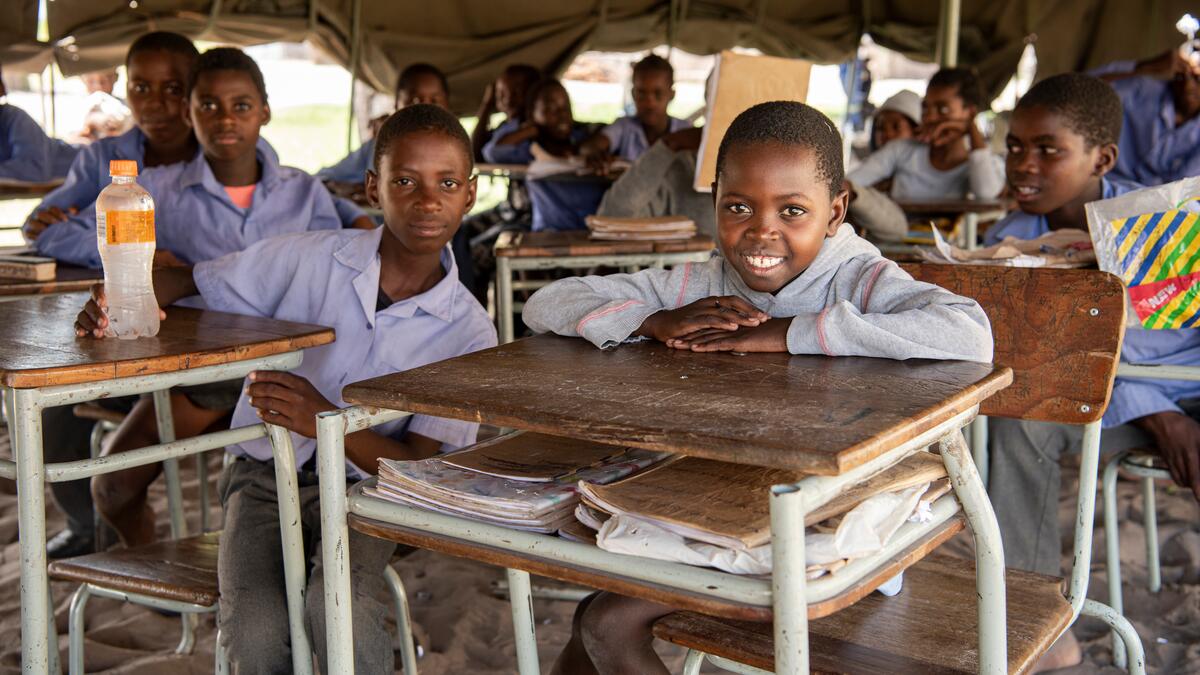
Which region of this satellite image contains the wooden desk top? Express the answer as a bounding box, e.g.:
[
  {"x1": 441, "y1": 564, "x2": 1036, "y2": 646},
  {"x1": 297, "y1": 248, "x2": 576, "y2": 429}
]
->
[
  {"x1": 0, "y1": 178, "x2": 64, "y2": 200},
  {"x1": 0, "y1": 293, "x2": 335, "y2": 389},
  {"x1": 0, "y1": 264, "x2": 102, "y2": 297},
  {"x1": 475, "y1": 163, "x2": 528, "y2": 179},
  {"x1": 895, "y1": 199, "x2": 1010, "y2": 215},
  {"x1": 495, "y1": 230, "x2": 715, "y2": 258},
  {"x1": 344, "y1": 335, "x2": 1012, "y2": 475}
]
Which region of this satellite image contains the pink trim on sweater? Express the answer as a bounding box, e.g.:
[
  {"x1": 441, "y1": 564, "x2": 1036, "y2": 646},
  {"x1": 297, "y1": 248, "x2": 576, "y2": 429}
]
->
[
  {"x1": 860, "y1": 260, "x2": 889, "y2": 311},
  {"x1": 576, "y1": 300, "x2": 642, "y2": 334},
  {"x1": 673, "y1": 262, "x2": 693, "y2": 308},
  {"x1": 816, "y1": 307, "x2": 834, "y2": 356}
]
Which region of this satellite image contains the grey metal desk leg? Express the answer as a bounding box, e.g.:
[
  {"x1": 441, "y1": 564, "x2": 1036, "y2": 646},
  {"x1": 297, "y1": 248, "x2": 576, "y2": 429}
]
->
[
  {"x1": 316, "y1": 411, "x2": 356, "y2": 673},
  {"x1": 964, "y1": 212, "x2": 979, "y2": 250},
  {"x1": 151, "y1": 390, "x2": 187, "y2": 539},
  {"x1": 1081, "y1": 599, "x2": 1145, "y2": 675},
  {"x1": 497, "y1": 256, "x2": 514, "y2": 344},
  {"x1": 13, "y1": 386, "x2": 51, "y2": 674},
  {"x1": 267, "y1": 424, "x2": 314, "y2": 675},
  {"x1": 505, "y1": 568, "x2": 540, "y2": 675},
  {"x1": 770, "y1": 484, "x2": 809, "y2": 673},
  {"x1": 1102, "y1": 451, "x2": 1128, "y2": 669},
  {"x1": 969, "y1": 415, "x2": 988, "y2": 488},
  {"x1": 939, "y1": 431, "x2": 1007, "y2": 674}
]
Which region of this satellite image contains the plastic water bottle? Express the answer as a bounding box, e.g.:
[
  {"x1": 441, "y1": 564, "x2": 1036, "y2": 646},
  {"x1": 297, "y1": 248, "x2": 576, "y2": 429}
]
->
[{"x1": 96, "y1": 160, "x2": 160, "y2": 339}]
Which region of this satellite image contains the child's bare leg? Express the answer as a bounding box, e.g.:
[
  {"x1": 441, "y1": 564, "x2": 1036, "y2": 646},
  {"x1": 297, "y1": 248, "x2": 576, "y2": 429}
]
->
[
  {"x1": 91, "y1": 393, "x2": 227, "y2": 547},
  {"x1": 578, "y1": 592, "x2": 674, "y2": 675},
  {"x1": 550, "y1": 592, "x2": 599, "y2": 675}
]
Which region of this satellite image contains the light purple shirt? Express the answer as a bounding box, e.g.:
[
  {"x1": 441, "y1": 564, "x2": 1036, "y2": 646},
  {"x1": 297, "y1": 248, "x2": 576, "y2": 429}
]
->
[
  {"x1": 601, "y1": 115, "x2": 691, "y2": 162},
  {"x1": 193, "y1": 227, "x2": 498, "y2": 476}
]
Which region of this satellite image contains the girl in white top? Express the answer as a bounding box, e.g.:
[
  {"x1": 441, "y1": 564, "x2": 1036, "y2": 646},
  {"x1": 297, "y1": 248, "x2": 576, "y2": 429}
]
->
[{"x1": 848, "y1": 68, "x2": 1005, "y2": 201}]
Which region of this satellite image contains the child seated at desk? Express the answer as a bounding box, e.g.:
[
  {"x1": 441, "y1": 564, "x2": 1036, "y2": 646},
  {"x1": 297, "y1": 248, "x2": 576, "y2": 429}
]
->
[
  {"x1": 483, "y1": 79, "x2": 606, "y2": 231},
  {"x1": 524, "y1": 101, "x2": 993, "y2": 675},
  {"x1": 579, "y1": 53, "x2": 691, "y2": 170},
  {"x1": 847, "y1": 68, "x2": 1004, "y2": 202},
  {"x1": 41, "y1": 47, "x2": 346, "y2": 550},
  {"x1": 982, "y1": 72, "x2": 1200, "y2": 670},
  {"x1": 471, "y1": 63, "x2": 541, "y2": 162},
  {"x1": 0, "y1": 63, "x2": 79, "y2": 183},
  {"x1": 74, "y1": 103, "x2": 497, "y2": 672}
]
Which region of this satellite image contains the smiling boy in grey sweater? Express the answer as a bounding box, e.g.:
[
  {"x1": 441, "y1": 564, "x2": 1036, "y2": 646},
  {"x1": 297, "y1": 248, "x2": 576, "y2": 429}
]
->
[{"x1": 531, "y1": 101, "x2": 993, "y2": 675}]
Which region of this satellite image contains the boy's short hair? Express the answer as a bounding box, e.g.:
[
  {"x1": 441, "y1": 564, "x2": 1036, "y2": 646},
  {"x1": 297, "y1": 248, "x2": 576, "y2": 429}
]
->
[
  {"x1": 190, "y1": 47, "x2": 268, "y2": 103},
  {"x1": 396, "y1": 63, "x2": 449, "y2": 97},
  {"x1": 1015, "y1": 73, "x2": 1123, "y2": 149},
  {"x1": 524, "y1": 78, "x2": 568, "y2": 115},
  {"x1": 632, "y1": 53, "x2": 673, "y2": 83},
  {"x1": 372, "y1": 103, "x2": 473, "y2": 173},
  {"x1": 928, "y1": 67, "x2": 985, "y2": 109},
  {"x1": 126, "y1": 31, "x2": 199, "y2": 68},
  {"x1": 715, "y1": 101, "x2": 844, "y2": 198}
]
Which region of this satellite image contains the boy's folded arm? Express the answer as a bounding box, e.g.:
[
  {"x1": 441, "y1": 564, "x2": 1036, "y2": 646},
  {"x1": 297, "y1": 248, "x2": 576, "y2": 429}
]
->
[
  {"x1": 787, "y1": 262, "x2": 994, "y2": 362},
  {"x1": 523, "y1": 266, "x2": 692, "y2": 348},
  {"x1": 34, "y1": 204, "x2": 102, "y2": 268},
  {"x1": 845, "y1": 141, "x2": 902, "y2": 190},
  {"x1": 192, "y1": 235, "x2": 306, "y2": 318},
  {"x1": 967, "y1": 150, "x2": 1006, "y2": 200}
]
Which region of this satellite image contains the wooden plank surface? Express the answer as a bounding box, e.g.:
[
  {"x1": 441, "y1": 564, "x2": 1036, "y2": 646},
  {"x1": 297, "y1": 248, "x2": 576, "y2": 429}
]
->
[
  {"x1": 495, "y1": 230, "x2": 715, "y2": 258},
  {"x1": 0, "y1": 292, "x2": 334, "y2": 389},
  {"x1": 653, "y1": 553, "x2": 1072, "y2": 674},
  {"x1": 344, "y1": 335, "x2": 1011, "y2": 475},
  {"x1": 0, "y1": 178, "x2": 64, "y2": 200},
  {"x1": 0, "y1": 263, "x2": 102, "y2": 296},
  {"x1": 475, "y1": 163, "x2": 528, "y2": 179},
  {"x1": 349, "y1": 512, "x2": 962, "y2": 622},
  {"x1": 47, "y1": 532, "x2": 220, "y2": 606},
  {"x1": 903, "y1": 264, "x2": 1125, "y2": 424}
]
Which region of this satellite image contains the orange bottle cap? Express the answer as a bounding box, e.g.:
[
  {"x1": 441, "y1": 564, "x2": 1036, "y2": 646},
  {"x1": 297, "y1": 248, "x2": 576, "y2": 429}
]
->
[{"x1": 109, "y1": 160, "x2": 138, "y2": 177}]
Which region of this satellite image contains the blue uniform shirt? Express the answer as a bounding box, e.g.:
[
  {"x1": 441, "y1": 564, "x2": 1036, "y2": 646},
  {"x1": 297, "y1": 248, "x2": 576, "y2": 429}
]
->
[
  {"x1": 36, "y1": 144, "x2": 341, "y2": 268},
  {"x1": 1109, "y1": 75, "x2": 1200, "y2": 186},
  {"x1": 600, "y1": 115, "x2": 691, "y2": 162},
  {"x1": 194, "y1": 227, "x2": 498, "y2": 476},
  {"x1": 482, "y1": 126, "x2": 606, "y2": 232},
  {"x1": 984, "y1": 175, "x2": 1200, "y2": 427},
  {"x1": 0, "y1": 104, "x2": 79, "y2": 182},
  {"x1": 317, "y1": 139, "x2": 375, "y2": 183}
]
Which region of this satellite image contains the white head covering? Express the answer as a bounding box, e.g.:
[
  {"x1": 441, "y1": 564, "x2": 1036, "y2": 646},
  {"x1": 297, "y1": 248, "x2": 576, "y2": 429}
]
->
[{"x1": 877, "y1": 90, "x2": 921, "y2": 126}]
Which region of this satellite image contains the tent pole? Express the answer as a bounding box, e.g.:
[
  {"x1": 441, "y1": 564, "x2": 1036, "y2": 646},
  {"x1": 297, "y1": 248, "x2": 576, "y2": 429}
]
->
[
  {"x1": 49, "y1": 63, "x2": 57, "y2": 137},
  {"x1": 347, "y1": 0, "x2": 361, "y2": 153},
  {"x1": 937, "y1": 0, "x2": 960, "y2": 67}
]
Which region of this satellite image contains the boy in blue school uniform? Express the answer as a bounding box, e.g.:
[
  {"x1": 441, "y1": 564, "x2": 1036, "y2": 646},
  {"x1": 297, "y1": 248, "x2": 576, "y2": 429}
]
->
[
  {"x1": 471, "y1": 63, "x2": 541, "y2": 162},
  {"x1": 76, "y1": 102, "x2": 496, "y2": 674},
  {"x1": 43, "y1": 47, "x2": 348, "y2": 550},
  {"x1": 0, "y1": 63, "x2": 79, "y2": 182},
  {"x1": 483, "y1": 79, "x2": 607, "y2": 231},
  {"x1": 985, "y1": 72, "x2": 1200, "y2": 670},
  {"x1": 579, "y1": 54, "x2": 691, "y2": 168}
]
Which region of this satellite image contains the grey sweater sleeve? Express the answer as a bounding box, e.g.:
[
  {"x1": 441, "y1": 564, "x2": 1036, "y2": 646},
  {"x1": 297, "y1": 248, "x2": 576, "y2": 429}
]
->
[
  {"x1": 847, "y1": 183, "x2": 908, "y2": 243},
  {"x1": 846, "y1": 142, "x2": 902, "y2": 190},
  {"x1": 786, "y1": 260, "x2": 994, "y2": 362},
  {"x1": 523, "y1": 263, "x2": 698, "y2": 349},
  {"x1": 597, "y1": 142, "x2": 677, "y2": 218},
  {"x1": 967, "y1": 149, "x2": 1006, "y2": 200}
]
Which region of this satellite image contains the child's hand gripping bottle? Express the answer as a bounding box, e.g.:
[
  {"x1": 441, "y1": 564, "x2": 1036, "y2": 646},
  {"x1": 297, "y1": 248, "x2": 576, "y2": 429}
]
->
[{"x1": 95, "y1": 160, "x2": 160, "y2": 339}]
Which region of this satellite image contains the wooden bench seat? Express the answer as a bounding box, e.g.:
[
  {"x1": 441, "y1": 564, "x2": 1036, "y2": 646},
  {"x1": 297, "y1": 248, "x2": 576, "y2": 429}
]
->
[
  {"x1": 48, "y1": 532, "x2": 220, "y2": 607},
  {"x1": 652, "y1": 553, "x2": 1072, "y2": 674}
]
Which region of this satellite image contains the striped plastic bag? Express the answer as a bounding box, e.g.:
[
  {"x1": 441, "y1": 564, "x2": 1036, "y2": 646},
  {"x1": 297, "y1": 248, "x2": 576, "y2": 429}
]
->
[{"x1": 1087, "y1": 177, "x2": 1200, "y2": 329}]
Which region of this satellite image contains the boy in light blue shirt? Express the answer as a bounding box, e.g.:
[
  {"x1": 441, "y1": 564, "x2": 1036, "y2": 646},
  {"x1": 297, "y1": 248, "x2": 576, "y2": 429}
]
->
[
  {"x1": 75, "y1": 103, "x2": 497, "y2": 672},
  {"x1": 580, "y1": 53, "x2": 691, "y2": 167},
  {"x1": 0, "y1": 64, "x2": 79, "y2": 182}
]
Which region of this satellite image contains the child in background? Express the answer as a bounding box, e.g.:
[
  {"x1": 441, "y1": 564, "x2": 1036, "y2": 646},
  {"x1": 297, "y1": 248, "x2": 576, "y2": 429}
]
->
[
  {"x1": 847, "y1": 68, "x2": 1004, "y2": 201},
  {"x1": 75, "y1": 103, "x2": 497, "y2": 672},
  {"x1": 580, "y1": 53, "x2": 691, "y2": 170},
  {"x1": 471, "y1": 63, "x2": 541, "y2": 161},
  {"x1": 870, "y1": 89, "x2": 921, "y2": 152},
  {"x1": 984, "y1": 72, "x2": 1200, "y2": 671},
  {"x1": 41, "y1": 47, "x2": 345, "y2": 549},
  {"x1": 526, "y1": 101, "x2": 992, "y2": 674},
  {"x1": 484, "y1": 79, "x2": 606, "y2": 231},
  {"x1": 0, "y1": 63, "x2": 80, "y2": 182}
]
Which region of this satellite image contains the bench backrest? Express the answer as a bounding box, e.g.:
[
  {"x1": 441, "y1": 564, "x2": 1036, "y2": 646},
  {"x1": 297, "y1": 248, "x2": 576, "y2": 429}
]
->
[{"x1": 901, "y1": 264, "x2": 1126, "y2": 425}]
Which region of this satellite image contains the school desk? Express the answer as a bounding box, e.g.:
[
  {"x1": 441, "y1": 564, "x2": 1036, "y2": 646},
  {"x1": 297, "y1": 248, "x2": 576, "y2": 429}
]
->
[
  {"x1": 475, "y1": 162, "x2": 529, "y2": 180},
  {"x1": 493, "y1": 230, "x2": 715, "y2": 342},
  {"x1": 0, "y1": 262, "x2": 101, "y2": 301},
  {"x1": 0, "y1": 178, "x2": 64, "y2": 201},
  {"x1": 309, "y1": 334, "x2": 1013, "y2": 674},
  {"x1": 0, "y1": 293, "x2": 333, "y2": 674},
  {"x1": 896, "y1": 199, "x2": 1009, "y2": 251}
]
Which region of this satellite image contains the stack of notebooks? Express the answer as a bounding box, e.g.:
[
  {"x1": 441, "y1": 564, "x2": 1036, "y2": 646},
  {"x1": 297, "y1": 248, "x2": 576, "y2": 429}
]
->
[
  {"x1": 368, "y1": 432, "x2": 668, "y2": 533},
  {"x1": 585, "y1": 215, "x2": 697, "y2": 241}
]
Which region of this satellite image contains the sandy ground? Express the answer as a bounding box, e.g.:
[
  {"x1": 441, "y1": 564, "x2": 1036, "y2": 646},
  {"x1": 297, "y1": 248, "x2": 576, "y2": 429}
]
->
[{"x1": 0, "y1": 431, "x2": 1194, "y2": 674}]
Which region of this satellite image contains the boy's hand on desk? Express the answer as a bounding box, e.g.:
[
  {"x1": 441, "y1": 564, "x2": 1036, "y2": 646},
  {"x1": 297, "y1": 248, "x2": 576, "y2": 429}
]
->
[
  {"x1": 23, "y1": 206, "x2": 76, "y2": 241},
  {"x1": 665, "y1": 317, "x2": 790, "y2": 353},
  {"x1": 246, "y1": 371, "x2": 336, "y2": 439},
  {"x1": 74, "y1": 283, "x2": 167, "y2": 338},
  {"x1": 636, "y1": 296, "x2": 769, "y2": 343},
  {"x1": 1134, "y1": 411, "x2": 1200, "y2": 502}
]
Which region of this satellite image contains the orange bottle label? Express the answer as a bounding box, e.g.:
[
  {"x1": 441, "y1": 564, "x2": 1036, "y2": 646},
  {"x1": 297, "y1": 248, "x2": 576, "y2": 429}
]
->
[{"x1": 104, "y1": 210, "x2": 155, "y2": 245}]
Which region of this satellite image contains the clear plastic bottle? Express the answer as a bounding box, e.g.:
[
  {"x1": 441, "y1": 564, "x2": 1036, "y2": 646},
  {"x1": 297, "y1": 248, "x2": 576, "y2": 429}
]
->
[{"x1": 96, "y1": 160, "x2": 160, "y2": 339}]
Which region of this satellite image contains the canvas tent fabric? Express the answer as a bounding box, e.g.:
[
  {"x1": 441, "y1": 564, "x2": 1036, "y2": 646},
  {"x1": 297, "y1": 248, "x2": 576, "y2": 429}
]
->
[{"x1": 2, "y1": 0, "x2": 1197, "y2": 114}]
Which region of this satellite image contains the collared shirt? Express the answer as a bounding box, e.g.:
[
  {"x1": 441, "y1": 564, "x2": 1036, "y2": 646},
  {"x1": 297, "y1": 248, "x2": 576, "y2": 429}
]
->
[
  {"x1": 1109, "y1": 75, "x2": 1200, "y2": 186},
  {"x1": 317, "y1": 138, "x2": 375, "y2": 183},
  {"x1": 981, "y1": 175, "x2": 1200, "y2": 427},
  {"x1": 600, "y1": 115, "x2": 691, "y2": 162},
  {"x1": 0, "y1": 104, "x2": 79, "y2": 182},
  {"x1": 481, "y1": 126, "x2": 606, "y2": 231},
  {"x1": 32, "y1": 127, "x2": 281, "y2": 216},
  {"x1": 36, "y1": 144, "x2": 341, "y2": 268},
  {"x1": 194, "y1": 227, "x2": 498, "y2": 476},
  {"x1": 846, "y1": 138, "x2": 1006, "y2": 201}
]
